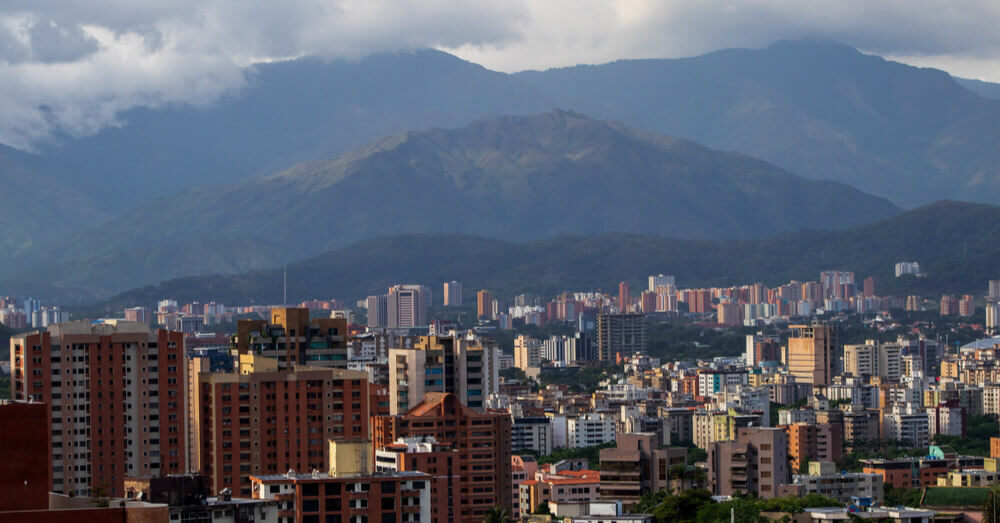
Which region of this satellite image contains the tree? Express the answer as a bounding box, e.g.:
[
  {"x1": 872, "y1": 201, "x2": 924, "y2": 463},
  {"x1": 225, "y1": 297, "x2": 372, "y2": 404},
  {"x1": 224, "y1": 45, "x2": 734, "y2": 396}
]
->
[
  {"x1": 483, "y1": 506, "x2": 513, "y2": 523},
  {"x1": 798, "y1": 456, "x2": 811, "y2": 475},
  {"x1": 984, "y1": 487, "x2": 1000, "y2": 523},
  {"x1": 535, "y1": 501, "x2": 551, "y2": 515}
]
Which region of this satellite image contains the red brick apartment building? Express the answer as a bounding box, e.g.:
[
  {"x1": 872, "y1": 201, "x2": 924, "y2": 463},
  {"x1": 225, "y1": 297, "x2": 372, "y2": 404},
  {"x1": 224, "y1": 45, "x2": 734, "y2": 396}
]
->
[
  {"x1": 10, "y1": 320, "x2": 186, "y2": 496},
  {"x1": 194, "y1": 354, "x2": 372, "y2": 497},
  {"x1": 372, "y1": 393, "x2": 512, "y2": 521},
  {"x1": 0, "y1": 400, "x2": 50, "y2": 511}
]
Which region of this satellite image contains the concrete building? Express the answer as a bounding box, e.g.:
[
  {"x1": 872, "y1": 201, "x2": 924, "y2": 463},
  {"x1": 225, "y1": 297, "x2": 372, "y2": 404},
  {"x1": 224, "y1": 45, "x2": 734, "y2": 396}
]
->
[
  {"x1": 599, "y1": 433, "x2": 686, "y2": 504},
  {"x1": 596, "y1": 313, "x2": 646, "y2": 362},
  {"x1": 512, "y1": 417, "x2": 554, "y2": 455},
  {"x1": 443, "y1": 281, "x2": 463, "y2": 307},
  {"x1": 375, "y1": 437, "x2": 461, "y2": 523},
  {"x1": 783, "y1": 423, "x2": 843, "y2": 472},
  {"x1": 745, "y1": 333, "x2": 780, "y2": 367},
  {"x1": 123, "y1": 473, "x2": 278, "y2": 523},
  {"x1": 787, "y1": 462, "x2": 883, "y2": 505},
  {"x1": 251, "y1": 441, "x2": 430, "y2": 523},
  {"x1": 648, "y1": 274, "x2": 675, "y2": 292},
  {"x1": 366, "y1": 294, "x2": 389, "y2": 328},
  {"x1": 477, "y1": 290, "x2": 494, "y2": 320},
  {"x1": 235, "y1": 307, "x2": 349, "y2": 369},
  {"x1": 372, "y1": 392, "x2": 513, "y2": 519},
  {"x1": 514, "y1": 335, "x2": 542, "y2": 370},
  {"x1": 519, "y1": 470, "x2": 601, "y2": 515},
  {"x1": 786, "y1": 324, "x2": 837, "y2": 386},
  {"x1": 388, "y1": 335, "x2": 499, "y2": 414},
  {"x1": 568, "y1": 413, "x2": 616, "y2": 448},
  {"x1": 708, "y1": 427, "x2": 790, "y2": 499},
  {"x1": 194, "y1": 354, "x2": 372, "y2": 497},
  {"x1": 388, "y1": 285, "x2": 428, "y2": 328},
  {"x1": 11, "y1": 320, "x2": 187, "y2": 496},
  {"x1": 882, "y1": 408, "x2": 931, "y2": 448}
]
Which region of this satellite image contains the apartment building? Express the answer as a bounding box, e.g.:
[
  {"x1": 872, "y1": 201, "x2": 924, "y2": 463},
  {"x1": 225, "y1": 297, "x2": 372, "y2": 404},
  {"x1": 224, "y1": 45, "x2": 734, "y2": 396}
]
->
[
  {"x1": 388, "y1": 335, "x2": 499, "y2": 414},
  {"x1": 443, "y1": 281, "x2": 463, "y2": 307},
  {"x1": 568, "y1": 413, "x2": 616, "y2": 448},
  {"x1": 375, "y1": 437, "x2": 461, "y2": 523},
  {"x1": 388, "y1": 285, "x2": 429, "y2": 328},
  {"x1": 512, "y1": 417, "x2": 554, "y2": 455},
  {"x1": 372, "y1": 392, "x2": 513, "y2": 520},
  {"x1": 251, "y1": 441, "x2": 430, "y2": 523},
  {"x1": 783, "y1": 423, "x2": 843, "y2": 472},
  {"x1": 10, "y1": 320, "x2": 186, "y2": 496},
  {"x1": 782, "y1": 462, "x2": 884, "y2": 505},
  {"x1": 519, "y1": 470, "x2": 600, "y2": 515},
  {"x1": 596, "y1": 313, "x2": 646, "y2": 362},
  {"x1": 708, "y1": 427, "x2": 790, "y2": 499},
  {"x1": 599, "y1": 433, "x2": 686, "y2": 504},
  {"x1": 236, "y1": 307, "x2": 348, "y2": 370},
  {"x1": 194, "y1": 353, "x2": 372, "y2": 496},
  {"x1": 786, "y1": 324, "x2": 837, "y2": 386},
  {"x1": 514, "y1": 335, "x2": 542, "y2": 370}
]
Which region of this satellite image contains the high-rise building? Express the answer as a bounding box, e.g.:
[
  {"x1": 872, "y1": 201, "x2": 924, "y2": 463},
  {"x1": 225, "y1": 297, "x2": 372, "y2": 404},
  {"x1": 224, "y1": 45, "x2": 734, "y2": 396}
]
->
[
  {"x1": 375, "y1": 437, "x2": 460, "y2": 522},
  {"x1": 959, "y1": 295, "x2": 976, "y2": 316},
  {"x1": 654, "y1": 286, "x2": 677, "y2": 312},
  {"x1": 895, "y1": 262, "x2": 920, "y2": 278},
  {"x1": 599, "y1": 434, "x2": 686, "y2": 504},
  {"x1": 0, "y1": 400, "x2": 51, "y2": 511},
  {"x1": 863, "y1": 276, "x2": 877, "y2": 297},
  {"x1": 443, "y1": 280, "x2": 463, "y2": 306},
  {"x1": 596, "y1": 313, "x2": 646, "y2": 362},
  {"x1": 786, "y1": 323, "x2": 837, "y2": 386},
  {"x1": 388, "y1": 335, "x2": 499, "y2": 414},
  {"x1": 476, "y1": 290, "x2": 494, "y2": 320},
  {"x1": 990, "y1": 280, "x2": 1000, "y2": 301},
  {"x1": 367, "y1": 294, "x2": 389, "y2": 327},
  {"x1": 194, "y1": 353, "x2": 372, "y2": 496},
  {"x1": 514, "y1": 335, "x2": 542, "y2": 370},
  {"x1": 709, "y1": 427, "x2": 790, "y2": 499},
  {"x1": 717, "y1": 302, "x2": 742, "y2": 326},
  {"x1": 373, "y1": 392, "x2": 513, "y2": 519},
  {"x1": 236, "y1": 307, "x2": 348, "y2": 369},
  {"x1": 843, "y1": 340, "x2": 879, "y2": 378},
  {"x1": 820, "y1": 271, "x2": 854, "y2": 298},
  {"x1": 618, "y1": 282, "x2": 631, "y2": 311},
  {"x1": 987, "y1": 302, "x2": 1000, "y2": 334},
  {"x1": 640, "y1": 290, "x2": 657, "y2": 313},
  {"x1": 648, "y1": 274, "x2": 675, "y2": 292},
  {"x1": 940, "y1": 295, "x2": 959, "y2": 315},
  {"x1": 745, "y1": 333, "x2": 780, "y2": 367},
  {"x1": 388, "y1": 285, "x2": 428, "y2": 328},
  {"x1": 10, "y1": 320, "x2": 187, "y2": 496},
  {"x1": 124, "y1": 307, "x2": 153, "y2": 325},
  {"x1": 905, "y1": 295, "x2": 921, "y2": 311}
]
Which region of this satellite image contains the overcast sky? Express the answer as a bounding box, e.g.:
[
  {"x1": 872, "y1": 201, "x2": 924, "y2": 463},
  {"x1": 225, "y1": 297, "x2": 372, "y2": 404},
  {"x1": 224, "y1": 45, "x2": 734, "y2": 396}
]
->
[{"x1": 2, "y1": 0, "x2": 1000, "y2": 150}]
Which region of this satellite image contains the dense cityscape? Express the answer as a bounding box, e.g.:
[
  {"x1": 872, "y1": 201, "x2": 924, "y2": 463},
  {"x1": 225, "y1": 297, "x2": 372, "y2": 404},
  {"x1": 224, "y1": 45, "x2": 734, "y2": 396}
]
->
[
  {"x1": 6, "y1": 3, "x2": 1000, "y2": 522},
  {"x1": 1, "y1": 263, "x2": 1000, "y2": 521}
]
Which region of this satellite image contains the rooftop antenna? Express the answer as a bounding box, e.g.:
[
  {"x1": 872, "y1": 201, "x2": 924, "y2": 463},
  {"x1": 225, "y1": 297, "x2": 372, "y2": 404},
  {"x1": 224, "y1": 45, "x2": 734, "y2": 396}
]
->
[{"x1": 283, "y1": 266, "x2": 288, "y2": 306}]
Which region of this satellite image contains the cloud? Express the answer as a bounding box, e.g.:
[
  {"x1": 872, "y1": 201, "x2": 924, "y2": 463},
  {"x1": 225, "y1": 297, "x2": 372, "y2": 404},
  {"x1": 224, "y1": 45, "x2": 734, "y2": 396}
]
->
[{"x1": 2, "y1": 0, "x2": 1000, "y2": 150}]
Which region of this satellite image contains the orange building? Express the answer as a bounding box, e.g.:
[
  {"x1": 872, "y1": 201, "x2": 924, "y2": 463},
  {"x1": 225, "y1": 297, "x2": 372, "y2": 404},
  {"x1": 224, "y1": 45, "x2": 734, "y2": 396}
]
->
[
  {"x1": 519, "y1": 470, "x2": 600, "y2": 515},
  {"x1": 476, "y1": 290, "x2": 495, "y2": 320},
  {"x1": 373, "y1": 393, "x2": 513, "y2": 521},
  {"x1": 991, "y1": 437, "x2": 1000, "y2": 458},
  {"x1": 783, "y1": 423, "x2": 843, "y2": 472}
]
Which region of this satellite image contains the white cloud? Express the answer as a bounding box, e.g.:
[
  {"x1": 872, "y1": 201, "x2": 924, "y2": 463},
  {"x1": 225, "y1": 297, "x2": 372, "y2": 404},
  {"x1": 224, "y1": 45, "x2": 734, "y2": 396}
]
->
[{"x1": 2, "y1": 0, "x2": 1000, "y2": 149}]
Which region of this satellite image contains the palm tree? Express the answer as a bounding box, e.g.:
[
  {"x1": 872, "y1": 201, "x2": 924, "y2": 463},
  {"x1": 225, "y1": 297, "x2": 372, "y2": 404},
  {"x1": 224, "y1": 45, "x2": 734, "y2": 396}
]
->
[{"x1": 483, "y1": 505, "x2": 513, "y2": 523}]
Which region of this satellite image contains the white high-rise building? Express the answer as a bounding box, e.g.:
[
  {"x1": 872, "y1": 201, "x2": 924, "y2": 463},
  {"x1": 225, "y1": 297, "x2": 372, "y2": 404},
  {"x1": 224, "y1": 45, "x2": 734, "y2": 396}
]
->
[
  {"x1": 895, "y1": 262, "x2": 921, "y2": 278},
  {"x1": 648, "y1": 274, "x2": 676, "y2": 292}
]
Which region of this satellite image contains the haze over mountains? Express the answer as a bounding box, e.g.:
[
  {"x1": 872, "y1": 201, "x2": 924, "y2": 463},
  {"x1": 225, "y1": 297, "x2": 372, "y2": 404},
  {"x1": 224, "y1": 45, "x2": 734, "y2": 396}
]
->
[
  {"x1": 3, "y1": 38, "x2": 1000, "y2": 301},
  {"x1": 92, "y1": 201, "x2": 1000, "y2": 311},
  {"x1": 0, "y1": 111, "x2": 898, "y2": 301}
]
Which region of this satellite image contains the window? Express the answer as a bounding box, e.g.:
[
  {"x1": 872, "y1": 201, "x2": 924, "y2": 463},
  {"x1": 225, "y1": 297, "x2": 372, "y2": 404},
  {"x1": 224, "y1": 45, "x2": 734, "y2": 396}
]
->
[
  {"x1": 381, "y1": 482, "x2": 396, "y2": 494},
  {"x1": 382, "y1": 497, "x2": 394, "y2": 510}
]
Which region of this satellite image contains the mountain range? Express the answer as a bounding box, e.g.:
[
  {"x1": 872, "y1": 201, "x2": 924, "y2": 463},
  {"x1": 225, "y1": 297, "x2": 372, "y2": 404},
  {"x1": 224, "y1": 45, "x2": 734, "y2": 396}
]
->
[
  {"x1": 0, "y1": 111, "x2": 898, "y2": 301},
  {"x1": 4, "y1": 39, "x2": 1000, "y2": 300},
  {"x1": 91, "y1": 200, "x2": 1000, "y2": 311}
]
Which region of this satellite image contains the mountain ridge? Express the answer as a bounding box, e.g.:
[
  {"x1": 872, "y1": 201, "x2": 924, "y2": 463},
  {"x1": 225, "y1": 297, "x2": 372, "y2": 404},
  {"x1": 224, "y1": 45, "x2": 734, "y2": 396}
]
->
[{"x1": 85, "y1": 200, "x2": 1000, "y2": 311}]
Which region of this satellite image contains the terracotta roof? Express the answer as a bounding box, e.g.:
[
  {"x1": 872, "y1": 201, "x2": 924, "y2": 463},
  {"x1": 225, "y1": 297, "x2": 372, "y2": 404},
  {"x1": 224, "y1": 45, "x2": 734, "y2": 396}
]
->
[{"x1": 406, "y1": 392, "x2": 478, "y2": 418}]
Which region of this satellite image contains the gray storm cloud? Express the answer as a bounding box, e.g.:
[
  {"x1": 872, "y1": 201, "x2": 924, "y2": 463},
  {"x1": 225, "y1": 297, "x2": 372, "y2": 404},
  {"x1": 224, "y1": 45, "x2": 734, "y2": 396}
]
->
[{"x1": 1, "y1": 0, "x2": 1000, "y2": 150}]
